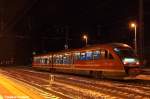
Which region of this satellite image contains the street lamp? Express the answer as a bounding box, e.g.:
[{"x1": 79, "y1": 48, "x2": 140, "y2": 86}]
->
[
  {"x1": 83, "y1": 35, "x2": 88, "y2": 46},
  {"x1": 130, "y1": 23, "x2": 137, "y2": 54}
]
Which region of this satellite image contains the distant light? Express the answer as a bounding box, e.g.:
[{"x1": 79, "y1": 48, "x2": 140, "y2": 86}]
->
[
  {"x1": 83, "y1": 35, "x2": 88, "y2": 46},
  {"x1": 131, "y1": 23, "x2": 135, "y2": 27},
  {"x1": 83, "y1": 35, "x2": 87, "y2": 39},
  {"x1": 32, "y1": 51, "x2": 36, "y2": 55},
  {"x1": 130, "y1": 23, "x2": 136, "y2": 28},
  {"x1": 64, "y1": 44, "x2": 68, "y2": 49}
]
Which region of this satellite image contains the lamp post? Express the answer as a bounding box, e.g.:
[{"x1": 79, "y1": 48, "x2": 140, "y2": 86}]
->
[
  {"x1": 83, "y1": 35, "x2": 88, "y2": 46},
  {"x1": 130, "y1": 23, "x2": 137, "y2": 54}
]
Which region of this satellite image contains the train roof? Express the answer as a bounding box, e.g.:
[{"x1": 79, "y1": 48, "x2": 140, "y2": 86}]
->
[
  {"x1": 107, "y1": 43, "x2": 132, "y2": 48},
  {"x1": 33, "y1": 43, "x2": 132, "y2": 57},
  {"x1": 70, "y1": 43, "x2": 132, "y2": 51}
]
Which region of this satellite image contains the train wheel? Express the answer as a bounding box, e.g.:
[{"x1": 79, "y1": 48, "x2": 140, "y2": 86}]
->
[
  {"x1": 90, "y1": 71, "x2": 103, "y2": 79},
  {"x1": 50, "y1": 68, "x2": 56, "y2": 73}
]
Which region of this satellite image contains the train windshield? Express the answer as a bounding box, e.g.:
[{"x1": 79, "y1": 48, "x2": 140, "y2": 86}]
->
[{"x1": 114, "y1": 48, "x2": 136, "y2": 58}]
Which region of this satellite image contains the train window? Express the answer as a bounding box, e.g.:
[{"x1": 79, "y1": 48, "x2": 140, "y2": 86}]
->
[
  {"x1": 63, "y1": 53, "x2": 71, "y2": 64},
  {"x1": 114, "y1": 48, "x2": 135, "y2": 58},
  {"x1": 41, "y1": 59, "x2": 43, "y2": 64},
  {"x1": 49, "y1": 56, "x2": 52, "y2": 64},
  {"x1": 100, "y1": 50, "x2": 106, "y2": 59},
  {"x1": 86, "y1": 51, "x2": 93, "y2": 60},
  {"x1": 100, "y1": 50, "x2": 114, "y2": 59},
  {"x1": 34, "y1": 57, "x2": 38, "y2": 63},
  {"x1": 40, "y1": 58, "x2": 42, "y2": 63},
  {"x1": 44, "y1": 58, "x2": 48, "y2": 64},
  {"x1": 53, "y1": 56, "x2": 55, "y2": 64},
  {"x1": 38, "y1": 58, "x2": 41, "y2": 63},
  {"x1": 53, "y1": 55, "x2": 58, "y2": 64},
  {"x1": 80, "y1": 52, "x2": 86, "y2": 60},
  {"x1": 59, "y1": 55, "x2": 63, "y2": 64},
  {"x1": 36, "y1": 58, "x2": 40, "y2": 63},
  {"x1": 58, "y1": 55, "x2": 63, "y2": 64},
  {"x1": 39, "y1": 58, "x2": 41, "y2": 63},
  {"x1": 62, "y1": 55, "x2": 66, "y2": 64},
  {"x1": 43, "y1": 58, "x2": 46, "y2": 64},
  {"x1": 68, "y1": 54, "x2": 72, "y2": 64},
  {"x1": 74, "y1": 52, "x2": 80, "y2": 61},
  {"x1": 93, "y1": 50, "x2": 100, "y2": 60},
  {"x1": 45, "y1": 56, "x2": 50, "y2": 64},
  {"x1": 41, "y1": 58, "x2": 43, "y2": 63},
  {"x1": 55, "y1": 55, "x2": 59, "y2": 64},
  {"x1": 33, "y1": 57, "x2": 37, "y2": 63},
  {"x1": 40, "y1": 57, "x2": 43, "y2": 64}
]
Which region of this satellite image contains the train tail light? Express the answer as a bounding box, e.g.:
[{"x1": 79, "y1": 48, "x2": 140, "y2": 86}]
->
[
  {"x1": 136, "y1": 61, "x2": 140, "y2": 65},
  {"x1": 123, "y1": 61, "x2": 128, "y2": 65}
]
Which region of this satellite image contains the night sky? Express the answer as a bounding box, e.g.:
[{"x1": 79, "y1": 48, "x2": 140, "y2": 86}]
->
[{"x1": 0, "y1": 0, "x2": 150, "y2": 65}]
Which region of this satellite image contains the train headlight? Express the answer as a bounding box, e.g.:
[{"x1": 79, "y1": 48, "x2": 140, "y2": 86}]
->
[{"x1": 122, "y1": 58, "x2": 139, "y2": 65}]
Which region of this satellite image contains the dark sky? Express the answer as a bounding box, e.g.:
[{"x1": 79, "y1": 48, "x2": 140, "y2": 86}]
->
[{"x1": 0, "y1": 0, "x2": 150, "y2": 64}]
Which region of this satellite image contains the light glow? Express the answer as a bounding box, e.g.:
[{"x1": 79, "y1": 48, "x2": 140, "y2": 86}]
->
[
  {"x1": 123, "y1": 58, "x2": 135, "y2": 63},
  {"x1": 83, "y1": 35, "x2": 87, "y2": 39},
  {"x1": 122, "y1": 58, "x2": 139, "y2": 65},
  {"x1": 131, "y1": 23, "x2": 136, "y2": 28}
]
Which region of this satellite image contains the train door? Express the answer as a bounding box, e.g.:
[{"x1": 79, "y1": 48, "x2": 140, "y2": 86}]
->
[{"x1": 100, "y1": 49, "x2": 115, "y2": 69}]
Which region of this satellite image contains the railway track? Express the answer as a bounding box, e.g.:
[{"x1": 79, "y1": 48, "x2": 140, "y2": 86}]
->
[{"x1": 0, "y1": 67, "x2": 150, "y2": 99}]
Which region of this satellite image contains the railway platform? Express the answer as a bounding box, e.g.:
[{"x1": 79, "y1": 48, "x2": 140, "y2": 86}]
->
[{"x1": 0, "y1": 73, "x2": 44, "y2": 99}]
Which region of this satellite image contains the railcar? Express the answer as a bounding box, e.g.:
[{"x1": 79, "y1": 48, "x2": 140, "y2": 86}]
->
[{"x1": 32, "y1": 43, "x2": 142, "y2": 79}]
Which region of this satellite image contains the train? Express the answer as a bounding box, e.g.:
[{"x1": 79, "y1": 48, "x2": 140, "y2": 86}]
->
[{"x1": 32, "y1": 43, "x2": 142, "y2": 79}]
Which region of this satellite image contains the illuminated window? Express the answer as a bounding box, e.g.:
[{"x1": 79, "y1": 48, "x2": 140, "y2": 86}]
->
[
  {"x1": 74, "y1": 52, "x2": 80, "y2": 61},
  {"x1": 44, "y1": 58, "x2": 48, "y2": 64},
  {"x1": 101, "y1": 50, "x2": 106, "y2": 58},
  {"x1": 49, "y1": 56, "x2": 52, "y2": 64},
  {"x1": 100, "y1": 50, "x2": 114, "y2": 59},
  {"x1": 36, "y1": 58, "x2": 40, "y2": 63},
  {"x1": 55, "y1": 55, "x2": 60, "y2": 64},
  {"x1": 63, "y1": 53, "x2": 71, "y2": 64},
  {"x1": 86, "y1": 51, "x2": 93, "y2": 60},
  {"x1": 63, "y1": 56, "x2": 67, "y2": 64},
  {"x1": 53, "y1": 55, "x2": 57, "y2": 64},
  {"x1": 80, "y1": 52, "x2": 86, "y2": 60},
  {"x1": 93, "y1": 50, "x2": 100, "y2": 60},
  {"x1": 59, "y1": 55, "x2": 63, "y2": 64}
]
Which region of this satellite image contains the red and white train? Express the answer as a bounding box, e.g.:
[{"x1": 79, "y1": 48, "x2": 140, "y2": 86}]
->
[{"x1": 32, "y1": 43, "x2": 142, "y2": 79}]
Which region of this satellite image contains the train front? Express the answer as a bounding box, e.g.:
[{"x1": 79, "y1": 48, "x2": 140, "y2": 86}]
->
[{"x1": 113, "y1": 46, "x2": 142, "y2": 76}]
